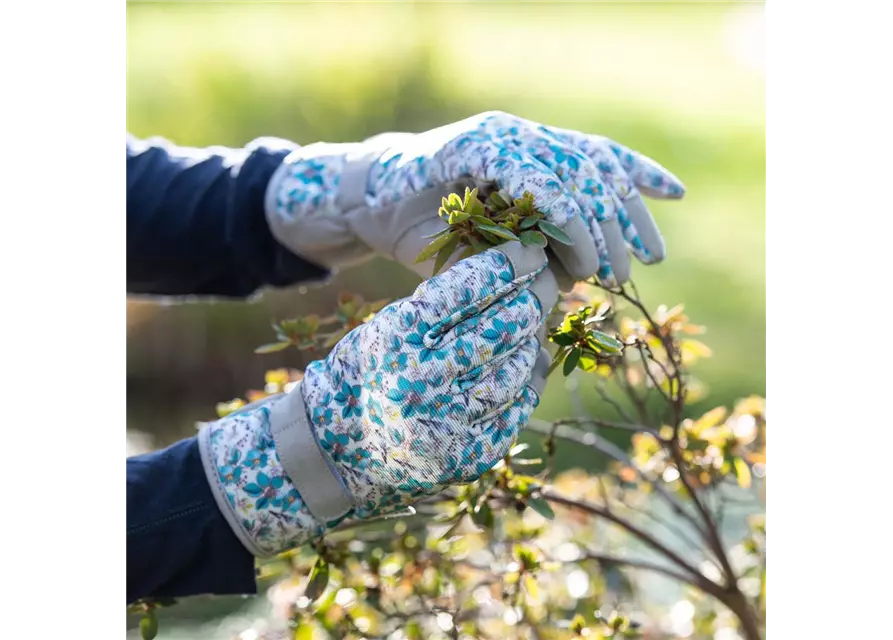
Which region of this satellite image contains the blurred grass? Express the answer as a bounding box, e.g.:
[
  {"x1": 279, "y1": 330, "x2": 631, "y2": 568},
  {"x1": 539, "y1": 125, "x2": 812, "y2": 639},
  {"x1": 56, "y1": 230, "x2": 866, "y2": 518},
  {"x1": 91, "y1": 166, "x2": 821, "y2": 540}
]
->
[{"x1": 126, "y1": 2, "x2": 764, "y2": 451}]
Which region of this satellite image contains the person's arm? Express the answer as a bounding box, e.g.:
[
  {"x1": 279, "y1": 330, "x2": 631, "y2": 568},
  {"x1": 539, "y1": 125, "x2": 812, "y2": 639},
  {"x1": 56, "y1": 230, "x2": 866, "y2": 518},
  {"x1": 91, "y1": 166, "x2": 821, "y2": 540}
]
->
[
  {"x1": 126, "y1": 436, "x2": 257, "y2": 603},
  {"x1": 126, "y1": 135, "x2": 330, "y2": 298}
]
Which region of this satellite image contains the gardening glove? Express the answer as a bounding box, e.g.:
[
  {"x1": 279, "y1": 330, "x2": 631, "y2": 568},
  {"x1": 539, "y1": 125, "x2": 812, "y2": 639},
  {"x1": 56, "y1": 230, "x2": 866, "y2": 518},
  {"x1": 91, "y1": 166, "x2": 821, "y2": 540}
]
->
[
  {"x1": 198, "y1": 242, "x2": 558, "y2": 557},
  {"x1": 265, "y1": 111, "x2": 685, "y2": 289}
]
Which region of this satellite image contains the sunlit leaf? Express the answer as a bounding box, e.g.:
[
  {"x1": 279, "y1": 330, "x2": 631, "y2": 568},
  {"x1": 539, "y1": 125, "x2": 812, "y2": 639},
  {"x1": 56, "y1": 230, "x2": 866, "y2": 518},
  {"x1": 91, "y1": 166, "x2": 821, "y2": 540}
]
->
[
  {"x1": 734, "y1": 457, "x2": 752, "y2": 488},
  {"x1": 734, "y1": 395, "x2": 766, "y2": 417},
  {"x1": 432, "y1": 231, "x2": 461, "y2": 275},
  {"x1": 523, "y1": 573, "x2": 541, "y2": 600},
  {"x1": 305, "y1": 557, "x2": 330, "y2": 602},
  {"x1": 680, "y1": 339, "x2": 713, "y2": 364},
  {"x1": 578, "y1": 352, "x2": 599, "y2": 372},
  {"x1": 588, "y1": 330, "x2": 624, "y2": 354},
  {"x1": 294, "y1": 622, "x2": 314, "y2": 640},
  {"x1": 510, "y1": 443, "x2": 531, "y2": 456},
  {"x1": 689, "y1": 407, "x2": 727, "y2": 436},
  {"x1": 216, "y1": 398, "x2": 246, "y2": 418},
  {"x1": 140, "y1": 609, "x2": 158, "y2": 640},
  {"x1": 448, "y1": 210, "x2": 471, "y2": 224},
  {"x1": 415, "y1": 230, "x2": 458, "y2": 263},
  {"x1": 527, "y1": 496, "x2": 555, "y2": 520},
  {"x1": 254, "y1": 341, "x2": 291, "y2": 354}
]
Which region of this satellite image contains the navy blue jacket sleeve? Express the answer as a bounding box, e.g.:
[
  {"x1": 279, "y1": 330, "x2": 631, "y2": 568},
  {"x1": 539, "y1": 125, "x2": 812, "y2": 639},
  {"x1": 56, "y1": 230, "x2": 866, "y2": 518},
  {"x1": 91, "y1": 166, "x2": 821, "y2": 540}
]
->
[
  {"x1": 127, "y1": 437, "x2": 257, "y2": 603},
  {"x1": 127, "y1": 135, "x2": 329, "y2": 298}
]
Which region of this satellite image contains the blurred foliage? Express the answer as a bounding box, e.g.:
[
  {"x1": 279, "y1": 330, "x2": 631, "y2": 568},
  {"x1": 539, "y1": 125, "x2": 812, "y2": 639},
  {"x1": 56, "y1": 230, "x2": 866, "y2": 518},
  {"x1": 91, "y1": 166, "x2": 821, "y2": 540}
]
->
[
  {"x1": 126, "y1": 2, "x2": 764, "y2": 449},
  {"x1": 126, "y1": 5, "x2": 764, "y2": 635},
  {"x1": 129, "y1": 273, "x2": 766, "y2": 640}
]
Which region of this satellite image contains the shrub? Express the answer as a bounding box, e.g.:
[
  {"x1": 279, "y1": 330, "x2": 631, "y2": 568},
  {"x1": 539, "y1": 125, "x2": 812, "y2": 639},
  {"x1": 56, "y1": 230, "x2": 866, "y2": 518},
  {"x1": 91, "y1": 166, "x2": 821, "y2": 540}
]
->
[{"x1": 130, "y1": 194, "x2": 766, "y2": 640}]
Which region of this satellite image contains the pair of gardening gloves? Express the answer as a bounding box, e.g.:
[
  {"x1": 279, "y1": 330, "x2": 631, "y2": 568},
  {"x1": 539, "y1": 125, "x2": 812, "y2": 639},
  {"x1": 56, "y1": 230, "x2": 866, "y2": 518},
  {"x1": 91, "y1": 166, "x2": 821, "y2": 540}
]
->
[{"x1": 198, "y1": 111, "x2": 685, "y2": 557}]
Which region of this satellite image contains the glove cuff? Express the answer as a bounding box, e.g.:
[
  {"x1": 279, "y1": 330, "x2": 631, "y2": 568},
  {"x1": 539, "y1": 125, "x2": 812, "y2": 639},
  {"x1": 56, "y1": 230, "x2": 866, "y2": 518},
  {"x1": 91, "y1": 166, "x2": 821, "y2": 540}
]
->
[
  {"x1": 197, "y1": 386, "x2": 354, "y2": 558},
  {"x1": 264, "y1": 142, "x2": 389, "y2": 271}
]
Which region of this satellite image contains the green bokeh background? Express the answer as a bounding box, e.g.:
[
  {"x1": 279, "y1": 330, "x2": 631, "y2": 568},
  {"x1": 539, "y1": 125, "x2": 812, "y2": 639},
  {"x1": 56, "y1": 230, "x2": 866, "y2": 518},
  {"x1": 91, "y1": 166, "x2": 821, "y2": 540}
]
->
[
  {"x1": 126, "y1": 1, "x2": 764, "y2": 459},
  {"x1": 126, "y1": 2, "x2": 764, "y2": 635}
]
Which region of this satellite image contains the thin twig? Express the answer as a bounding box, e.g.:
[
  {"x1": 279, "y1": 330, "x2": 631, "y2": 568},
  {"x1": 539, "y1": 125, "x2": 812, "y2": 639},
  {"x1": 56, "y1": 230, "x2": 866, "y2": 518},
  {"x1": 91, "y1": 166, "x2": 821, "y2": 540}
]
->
[
  {"x1": 549, "y1": 416, "x2": 661, "y2": 437},
  {"x1": 616, "y1": 497, "x2": 711, "y2": 558},
  {"x1": 635, "y1": 341, "x2": 671, "y2": 405},
  {"x1": 581, "y1": 551, "x2": 701, "y2": 591},
  {"x1": 612, "y1": 283, "x2": 739, "y2": 586},
  {"x1": 526, "y1": 419, "x2": 708, "y2": 539},
  {"x1": 539, "y1": 488, "x2": 725, "y2": 601},
  {"x1": 594, "y1": 379, "x2": 638, "y2": 423}
]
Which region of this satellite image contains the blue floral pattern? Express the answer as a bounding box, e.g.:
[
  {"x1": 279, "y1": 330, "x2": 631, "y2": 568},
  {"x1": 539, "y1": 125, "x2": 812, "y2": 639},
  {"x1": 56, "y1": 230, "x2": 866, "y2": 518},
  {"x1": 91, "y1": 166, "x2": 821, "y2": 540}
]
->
[
  {"x1": 270, "y1": 112, "x2": 685, "y2": 286},
  {"x1": 201, "y1": 399, "x2": 326, "y2": 555},
  {"x1": 201, "y1": 247, "x2": 551, "y2": 555}
]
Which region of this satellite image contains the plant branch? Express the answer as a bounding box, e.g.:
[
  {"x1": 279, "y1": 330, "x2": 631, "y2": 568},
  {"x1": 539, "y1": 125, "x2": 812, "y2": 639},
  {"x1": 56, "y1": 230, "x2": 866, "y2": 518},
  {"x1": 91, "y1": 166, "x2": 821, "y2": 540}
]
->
[
  {"x1": 549, "y1": 416, "x2": 661, "y2": 437},
  {"x1": 594, "y1": 379, "x2": 638, "y2": 423},
  {"x1": 635, "y1": 341, "x2": 671, "y2": 405},
  {"x1": 581, "y1": 552, "x2": 705, "y2": 594},
  {"x1": 526, "y1": 419, "x2": 707, "y2": 539},
  {"x1": 614, "y1": 283, "x2": 739, "y2": 587},
  {"x1": 537, "y1": 487, "x2": 713, "y2": 591}
]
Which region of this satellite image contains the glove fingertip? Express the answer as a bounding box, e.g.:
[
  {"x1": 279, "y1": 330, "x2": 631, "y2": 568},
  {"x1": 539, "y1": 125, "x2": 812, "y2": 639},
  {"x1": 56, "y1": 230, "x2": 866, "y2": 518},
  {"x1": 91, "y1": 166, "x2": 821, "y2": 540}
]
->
[{"x1": 548, "y1": 215, "x2": 600, "y2": 280}]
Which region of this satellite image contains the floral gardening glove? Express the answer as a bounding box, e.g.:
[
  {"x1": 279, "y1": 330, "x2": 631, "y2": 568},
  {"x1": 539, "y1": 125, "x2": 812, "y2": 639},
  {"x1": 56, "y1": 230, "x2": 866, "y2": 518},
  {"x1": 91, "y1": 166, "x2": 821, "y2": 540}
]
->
[
  {"x1": 265, "y1": 111, "x2": 684, "y2": 288},
  {"x1": 198, "y1": 242, "x2": 558, "y2": 557}
]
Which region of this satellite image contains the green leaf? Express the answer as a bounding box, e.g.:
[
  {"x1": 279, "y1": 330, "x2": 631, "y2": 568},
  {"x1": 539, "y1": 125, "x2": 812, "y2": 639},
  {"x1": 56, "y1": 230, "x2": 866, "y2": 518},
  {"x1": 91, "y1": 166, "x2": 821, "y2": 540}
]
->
[
  {"x1": 458, "y1": 245, "x2": 477, "y2": 261},
  {"x1": 563, "y1": 347, "x2": 582, "y2": 376},
  {"x1": 519, "y1": 214, "x2": 543, "y2": 230},
  {"x1": 547, "y1": 347, "x2": 570, "y2": 375},
  {"x1": 519, "y1": 230, "x2": 547, "y2": 247},
  {"x1": 478, "y1": 229, "x2": 506, "y2": 245},
  {"x1": 578, "y1": 352, "x2": 599, "y2": 372},
  {"x1": 448, "y1": 210, "x2": 470, "y2": 224},
  {"x1": 439, "y1": 516, "x2": 468, "y2": 542},
  {"x1": 489, "y1": 191, "x2": 510, "y2": 209},
  {"x1": 432, "y1": 232, "x2": 461, "y2": 275},
  {"x1": 463, "y1": 186, "x2": 479, "y2": 209},
  {"x1": 527, "y1": 496, "x2": 555, "y2": 519},
  {"x1": 476, "y1": 223, "x2": 520, "y2": 242},
  {"x1": 294, "y1": 623, "x2": 314, "y2": 640},
  {"x1": 140, "y1": 610, "x2": 158, "y2": 640},
  {"x1": 510, "y1": 442, "x2": 531, "y2": 456},
  {"x1": 538, "y1": 221, "x2": 574, "y2": 245},
  {"x1": 304, "y1": 556, "x2": 330, "y2": 602},
  {"x1": 550, "y1": 332, "x2": 576, "y2": 347},
  {"x1": 254, "y1": 341, "x2": 291, "y2": 354},
  {"x1": 448, "y1": 193, "x2": 463, "y2": 208},
  {"x1": 588, "y1": 330, "x2": 624, "y2": 353},
  {"x1": 734, "y1": 457, "x2": 752, "y2": 489},
  {"x1": 469, "y1": 235, "x2": 491, "y2": 252},
  {"x1": 470, "y1": 503, "x2": 495, "y2": 529},
  {"x1": 415, "y1": 231, "x2": 458, "y2": 263}
]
